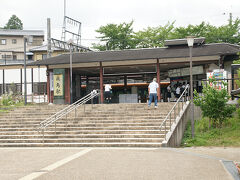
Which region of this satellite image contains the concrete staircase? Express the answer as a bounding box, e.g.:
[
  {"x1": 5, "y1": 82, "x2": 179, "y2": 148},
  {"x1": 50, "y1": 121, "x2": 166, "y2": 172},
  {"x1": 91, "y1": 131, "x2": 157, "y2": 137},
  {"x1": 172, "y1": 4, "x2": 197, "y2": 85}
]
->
[{"x1": 0, "y1": 103, "x2": 175, "y2": 147}]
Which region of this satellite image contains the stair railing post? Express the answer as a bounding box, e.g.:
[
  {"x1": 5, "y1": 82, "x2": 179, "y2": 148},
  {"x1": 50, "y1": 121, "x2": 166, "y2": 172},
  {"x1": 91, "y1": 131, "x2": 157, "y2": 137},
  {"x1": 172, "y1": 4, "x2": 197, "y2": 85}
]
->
[
  {"x1": 170, "y1": 112, "x2": 171, "y2": 127},
  {"x1": 91, "y1": 93, "x2": 93, "y2": 109},
  {"x1": 42, "y1": 129, "x2": 44, "y2": 144},
  {"x1": 84, "y1": 103, "x2": 85, "y2": 113},
  {"x1": 164, "y1": 121, "x2": 167, "y2": 140},
  {"x1": 174, "y1": 107, "x2": 176, "y2": 120},
  {"x1": 55, "y1": 121, "x2": 56, "y2": 134},
  {"x1": 75, "y1": 106, "x2": 77, "y2": 118},
  {"x1": 65, "y1": 109, "x2": 67, "y2": 120},
  {"x1": 182, "y1": 97, "x2": 184, "y2": 109}
]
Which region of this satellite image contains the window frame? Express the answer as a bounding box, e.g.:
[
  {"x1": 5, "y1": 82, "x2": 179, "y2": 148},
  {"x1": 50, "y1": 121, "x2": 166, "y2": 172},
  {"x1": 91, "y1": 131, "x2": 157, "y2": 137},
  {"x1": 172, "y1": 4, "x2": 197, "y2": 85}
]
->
[
  {"x1": 12, "y1": 39, "x2": 17, "y2": 44},
  {"x1": 0, "y1": 39, "x2": 6, "y2": 45}
]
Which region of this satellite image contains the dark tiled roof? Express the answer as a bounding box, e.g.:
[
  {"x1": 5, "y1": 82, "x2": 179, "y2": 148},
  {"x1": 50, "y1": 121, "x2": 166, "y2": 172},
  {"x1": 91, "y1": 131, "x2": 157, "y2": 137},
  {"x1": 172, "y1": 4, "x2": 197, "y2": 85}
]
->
[
  {"x1": 28, "y1": 43, "x2": 240, "y2": 66},
  {"x1": 0, "y1": 29, "x2": 44, "y2": 36}
]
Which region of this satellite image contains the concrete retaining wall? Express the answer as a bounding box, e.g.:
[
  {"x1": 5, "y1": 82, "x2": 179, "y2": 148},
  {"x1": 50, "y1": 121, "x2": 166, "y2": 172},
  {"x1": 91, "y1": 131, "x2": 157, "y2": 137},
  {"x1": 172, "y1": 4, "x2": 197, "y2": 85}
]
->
[{"x1": 162, "y1": 102, "x2": 202, "y2": 147}]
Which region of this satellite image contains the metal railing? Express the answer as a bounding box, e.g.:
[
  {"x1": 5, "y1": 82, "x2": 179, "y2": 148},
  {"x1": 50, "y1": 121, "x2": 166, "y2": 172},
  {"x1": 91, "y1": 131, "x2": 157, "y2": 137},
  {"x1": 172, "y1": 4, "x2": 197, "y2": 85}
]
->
[
  {"x1": 160, "y1": 85, "x2": 190, "y2": 140},
  {"x1": 38, "y1": 89, "x2": 100, "y2": 141}
]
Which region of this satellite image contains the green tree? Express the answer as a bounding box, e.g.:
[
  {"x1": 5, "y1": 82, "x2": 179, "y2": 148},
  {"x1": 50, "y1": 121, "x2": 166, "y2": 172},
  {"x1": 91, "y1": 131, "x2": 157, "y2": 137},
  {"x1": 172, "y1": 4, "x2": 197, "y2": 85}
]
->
[
  {"x1": 93, "y1": 21, "x2": 137, "y2": 50},
  {"x1": 171, "y1": 19, "x2": 240, "y2": 44},
  {"x1": 171, "y1": 22, "x2": 210, "y2": 40},
  {"x1": 134, "y1": 22, "x2": 175, "y2": 48},
  {"x1": 193, "y1": 78, "x2": 235, "y2": 128},
  {"x1": 93, "y1": 17, "x2": 240, "y2": 51},
  {"x1": 4, "y1": 15, "x2": 23, "y2": 30}
]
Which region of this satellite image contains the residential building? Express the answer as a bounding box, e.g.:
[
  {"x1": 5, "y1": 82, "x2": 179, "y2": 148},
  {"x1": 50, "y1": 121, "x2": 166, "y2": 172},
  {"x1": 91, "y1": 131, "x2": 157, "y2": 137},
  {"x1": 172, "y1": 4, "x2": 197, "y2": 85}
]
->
[
  {"x1": 29, "y1": 44, "x2": 66, "y2": 61},
  {"x1": 0, "y1": 29, "x2": 44, "y2": 63}
]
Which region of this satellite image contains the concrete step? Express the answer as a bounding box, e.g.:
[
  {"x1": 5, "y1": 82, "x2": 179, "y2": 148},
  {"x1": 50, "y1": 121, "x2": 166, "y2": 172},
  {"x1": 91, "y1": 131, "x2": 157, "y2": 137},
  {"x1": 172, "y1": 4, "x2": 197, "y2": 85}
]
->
[
  {"x1": 0, "y1": 102, "x2": 176, "y2": 147},
  {"x1": 0, "y1": 116, "x2": 168, "y2": 122},
  {"x1": 0, "y1": 137, "x2": 164, "y2": 143},
  {"x1": 0, "y1": 126, "x2": 167, "y2": 131},
  {"x1": 0, "y1": 113, "x2": 168, "y2": 119},
  {"x1": 0, "y1": 142, "x2": 162, "y2": 147},
  {"x1": 0, "y1": 134, "x2": 165, "y2": 139},
  {"x1": 0, "y1": 129, "x2": 169, "y2": 135},
  {"x1": 0, "y1": 119, "x2": 169, "y2": 125},
  {"x1": 0, "y1": 122, "x2": 171, "y2": 128}
]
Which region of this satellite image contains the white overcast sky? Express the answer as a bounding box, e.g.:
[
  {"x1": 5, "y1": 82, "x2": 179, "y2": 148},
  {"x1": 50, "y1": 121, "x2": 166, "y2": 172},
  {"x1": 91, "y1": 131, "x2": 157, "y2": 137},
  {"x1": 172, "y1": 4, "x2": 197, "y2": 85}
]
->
[{"x1": 1, "y1": 0, "x2": 240, "y2": 47}]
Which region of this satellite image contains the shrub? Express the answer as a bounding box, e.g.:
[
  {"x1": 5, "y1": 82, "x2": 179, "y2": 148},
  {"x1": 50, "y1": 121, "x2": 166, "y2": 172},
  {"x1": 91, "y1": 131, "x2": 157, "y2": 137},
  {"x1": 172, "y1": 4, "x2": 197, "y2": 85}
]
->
[
  {"x1": 0, "y1": 93, "x2": 23, "y2": 106},
  {"x1": 194, "y1": 78, "x2": 236, "y2": 128}
]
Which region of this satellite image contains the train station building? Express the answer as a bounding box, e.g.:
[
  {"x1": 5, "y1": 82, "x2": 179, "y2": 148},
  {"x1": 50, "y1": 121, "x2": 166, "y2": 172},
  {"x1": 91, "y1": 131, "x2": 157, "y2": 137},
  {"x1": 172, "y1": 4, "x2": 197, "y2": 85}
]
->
[{"x1": 28, "y1": 38, "x2": 240, "y2": 104}]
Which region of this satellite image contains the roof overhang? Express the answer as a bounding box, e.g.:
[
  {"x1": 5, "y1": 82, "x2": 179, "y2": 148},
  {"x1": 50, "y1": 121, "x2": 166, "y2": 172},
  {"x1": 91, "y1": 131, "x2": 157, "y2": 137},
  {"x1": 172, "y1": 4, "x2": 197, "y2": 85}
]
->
[{"x1": 47, "y1": 55, "x2": 219, "y2": 69}]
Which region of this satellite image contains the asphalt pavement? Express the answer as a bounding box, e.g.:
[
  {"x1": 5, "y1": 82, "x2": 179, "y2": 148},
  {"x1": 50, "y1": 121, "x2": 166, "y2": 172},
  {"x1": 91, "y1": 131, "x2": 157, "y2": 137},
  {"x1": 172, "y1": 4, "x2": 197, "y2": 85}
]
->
[{"x1": 0, "y1": 147, "x2": 239, "y2": 180}]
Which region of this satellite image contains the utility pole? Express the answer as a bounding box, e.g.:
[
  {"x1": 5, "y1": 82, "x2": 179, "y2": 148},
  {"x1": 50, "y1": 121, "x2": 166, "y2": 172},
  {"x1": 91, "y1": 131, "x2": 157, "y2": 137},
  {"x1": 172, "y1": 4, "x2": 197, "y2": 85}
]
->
[
  {"x1": 23, "y1": 36, "x2": 33, "y2": 105},
  {"x1": 229, "y1": 12, "x2": 233, "y2": 26},
  {"x1": 24, "y1": 37, "x2": 27, "y2": 105},
  {"x1": 47, "y1": 18, "x2": 53, "y2": 104},
  {"x1": 69, "y1": 40, "x2": 73, "y2": 104},
  {"x1": 61, "y1": 0, "x2": 66, "y2": 42},
  {"x1": 68, "y1": 39, "x2": 73, "y2": 104},
  {"x1": 187, "y1": 36, "x2": 195, "y2": 138},
  {"x1": 47, "y1": 18, "x2": 52, "y2": 58},
  {"x1": 2, "y1": 54, "x2": 6, "y2": 94}
]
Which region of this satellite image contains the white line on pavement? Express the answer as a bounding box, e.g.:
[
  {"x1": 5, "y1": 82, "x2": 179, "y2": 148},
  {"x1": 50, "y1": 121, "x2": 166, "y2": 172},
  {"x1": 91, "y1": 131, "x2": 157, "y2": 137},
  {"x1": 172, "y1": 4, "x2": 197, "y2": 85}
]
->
[{"x1": 18, "y1": 148, "x2": 92, "y2": 180}]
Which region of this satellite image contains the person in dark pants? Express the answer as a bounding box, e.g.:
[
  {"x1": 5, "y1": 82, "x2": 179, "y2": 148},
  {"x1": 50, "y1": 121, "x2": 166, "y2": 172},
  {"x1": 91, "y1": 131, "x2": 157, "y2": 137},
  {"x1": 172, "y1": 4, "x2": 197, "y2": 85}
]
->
[
  {"x1": 104, "y1": 83, "x2": 112, "y2": 103},
  {"x1": 148, "y1": 78, "x2": 159, "y2": 108},
  {"x1": 167, "y1": 84, "x2": 171, "y2": 102}
]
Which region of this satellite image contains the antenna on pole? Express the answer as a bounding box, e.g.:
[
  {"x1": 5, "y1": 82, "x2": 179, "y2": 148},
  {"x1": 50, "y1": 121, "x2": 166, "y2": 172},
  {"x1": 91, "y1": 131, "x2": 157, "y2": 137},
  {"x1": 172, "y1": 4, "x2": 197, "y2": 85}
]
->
[
  {"x1": 229, "y1": 12, "x2": 233, "y2": 26},
  {"x1": 61, "y1": 0, "x2": 66, "y2": 42},
  {"x1": 60, "y1": 0, "x2": 82, "y2": 48}
]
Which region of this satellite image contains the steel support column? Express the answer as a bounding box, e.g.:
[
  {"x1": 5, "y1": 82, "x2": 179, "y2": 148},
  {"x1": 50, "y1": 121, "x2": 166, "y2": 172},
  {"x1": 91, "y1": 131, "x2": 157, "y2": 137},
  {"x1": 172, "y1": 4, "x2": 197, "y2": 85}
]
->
[
  {"x1": 156, "y1": 59, "x2": 161, "y2": 102},
  {"x1": 20, "y1": 69, "x2": 22, "y2": 95},
  {"x1": 31, "y1": 68, "x2": 34, "y2": 94},
  {"x1": 124, "y1": 75, "x2": 127, "y2": 93},
  {"x1": 100, "y1": 62, "x2": 104, "y2": 103},
  {"x1": 2, "y1": 69, "x2": 5, "y2": 94}
]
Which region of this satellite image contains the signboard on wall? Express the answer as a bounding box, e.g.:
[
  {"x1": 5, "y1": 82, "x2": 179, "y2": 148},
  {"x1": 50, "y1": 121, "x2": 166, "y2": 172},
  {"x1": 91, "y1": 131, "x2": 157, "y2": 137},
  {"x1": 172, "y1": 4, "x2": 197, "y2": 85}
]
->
[
  {"x1": 207, "y1": 69, "x2": 228, "y2": 90},
  {"x1": 54, "y1": 74, "x2": 64, "y2": 96},
  {"x1": 168, "y1": 65, "x2": 204, "y2": 77},
  {"x1": 53, "y1": 69, "x2": 65, "y2": 99}
]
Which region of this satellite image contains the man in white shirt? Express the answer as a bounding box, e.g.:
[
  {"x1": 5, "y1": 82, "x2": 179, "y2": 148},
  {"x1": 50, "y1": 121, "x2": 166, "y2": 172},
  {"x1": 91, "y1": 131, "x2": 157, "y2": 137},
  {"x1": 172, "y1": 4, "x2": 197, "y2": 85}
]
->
[
  {"x1": 176, "y1": 85, "x2": 181, "y2": 98},
  {"x1": 148, "y1": 78, "x2": 159, "y2": 108},
  {"x1": 104, "y1": 83, "x2": 112, "y2": 103}
]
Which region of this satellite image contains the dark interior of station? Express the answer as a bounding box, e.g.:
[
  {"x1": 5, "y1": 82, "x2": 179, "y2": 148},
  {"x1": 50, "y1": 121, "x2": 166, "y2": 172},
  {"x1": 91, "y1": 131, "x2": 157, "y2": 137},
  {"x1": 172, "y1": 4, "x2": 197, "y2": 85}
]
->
[{"x1": 71, "y1": 61, "x2": 216, "y2": 103}]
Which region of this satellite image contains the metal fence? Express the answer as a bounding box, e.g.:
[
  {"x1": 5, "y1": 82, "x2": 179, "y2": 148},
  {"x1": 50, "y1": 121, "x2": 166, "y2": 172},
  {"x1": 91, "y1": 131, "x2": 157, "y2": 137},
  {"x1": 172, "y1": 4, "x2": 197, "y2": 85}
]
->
[{"x1": 0, "y1": 82, "x2": 47, "y2": 103}]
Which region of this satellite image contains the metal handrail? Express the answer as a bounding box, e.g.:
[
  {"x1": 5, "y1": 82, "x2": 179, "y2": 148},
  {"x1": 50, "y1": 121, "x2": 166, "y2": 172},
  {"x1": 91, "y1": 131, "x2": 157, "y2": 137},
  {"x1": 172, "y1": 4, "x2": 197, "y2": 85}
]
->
[
  {"x1": 159, "y1": 85, "x2": 190, "y2": 140},
  {"x1": 38, "y1": 89, "x2": 100, "y2": 132}
]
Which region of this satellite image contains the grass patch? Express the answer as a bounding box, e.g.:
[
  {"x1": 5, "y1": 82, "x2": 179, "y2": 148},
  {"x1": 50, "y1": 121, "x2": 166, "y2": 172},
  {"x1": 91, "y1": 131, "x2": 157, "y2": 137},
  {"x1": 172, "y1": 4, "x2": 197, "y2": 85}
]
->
[
  {"x1": 181, "y1": 114, "x2": 240, "y2": 147},
  {"x1": 0, "y1": 102, "x2": 34, "y2": 113}
]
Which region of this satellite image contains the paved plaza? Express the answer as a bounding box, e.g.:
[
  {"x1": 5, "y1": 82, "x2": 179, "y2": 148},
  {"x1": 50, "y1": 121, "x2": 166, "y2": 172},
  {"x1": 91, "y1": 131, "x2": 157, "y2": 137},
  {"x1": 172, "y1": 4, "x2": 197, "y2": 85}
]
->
[{"x1": 0, "y1": 147, "x2": 239, "y2": 180}]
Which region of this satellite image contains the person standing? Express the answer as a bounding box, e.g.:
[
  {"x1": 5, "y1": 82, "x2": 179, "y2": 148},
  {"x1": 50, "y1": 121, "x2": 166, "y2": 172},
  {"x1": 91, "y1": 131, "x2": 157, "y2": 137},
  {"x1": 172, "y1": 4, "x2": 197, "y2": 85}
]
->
[
  {"x1": 167, "y1": 84, "x2": 171, "y2": 102},
  {"x1": 148, "y1": 78, "x2": 159, "y2": 108},
  {"x1": 175, "y1": 84, "x2": 181, "y2": 100},
  {"x1": 104, "y1": 83, "x2": 112, "y2": 103}
]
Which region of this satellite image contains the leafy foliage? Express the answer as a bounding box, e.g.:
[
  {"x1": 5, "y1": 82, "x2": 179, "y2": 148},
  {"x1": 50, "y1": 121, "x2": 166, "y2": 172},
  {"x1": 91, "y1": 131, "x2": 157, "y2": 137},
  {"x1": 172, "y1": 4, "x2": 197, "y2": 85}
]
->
[
  {"x1": 193, "y1": 78, "x2": 235, "y2": 128},
  {"x1": 0, "y1": 93, "x2": 23, "y2": 106},
  {"x1": 233, "y1": 53, "x2": 240, "y2": 64},
  {"x1": 93, "y1": 21, "x2": 136, "y2": 50},
  {"x1": 4, "y1": 15, "x2": 23, "y2": 30},
  {"x1": 93, "y1": 17, "x2": 240, "y2": 50},
  {"x1": 134, "y1": 22, "x2": 175, "y2": 48},
  {"x1": 182, "y1": 115, "x2": 240, "y2": 147}
]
